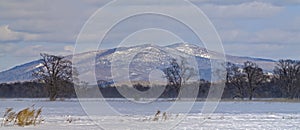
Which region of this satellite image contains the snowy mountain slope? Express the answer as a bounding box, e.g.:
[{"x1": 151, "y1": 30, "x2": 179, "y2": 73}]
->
[
  {"x1": 0, "y1": 60, "x2": 43, "y2": 83},
  {"x1": 0, "y1": 43, "x2": 276, "y2": 83},
  {"x1": 168, "y1": 43, "x2": 276, "y2": 71}
]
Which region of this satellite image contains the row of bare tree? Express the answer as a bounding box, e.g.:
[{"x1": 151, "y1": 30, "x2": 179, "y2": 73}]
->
[
  {"x1": 226, "y1": 60, "x2": 300, "y2": 100},
  {"x1": 163, "y1": 58, "x2": 300, "y2": 100},
  {"x1": 274, "y1": 60, "x2": 300, "y2": 99},
  {"x1": 32, "y1": 53, "x2": 300, "y2": 101}
]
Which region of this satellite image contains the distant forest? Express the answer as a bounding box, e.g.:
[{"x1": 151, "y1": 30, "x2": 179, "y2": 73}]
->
[{"x1": 0, "y1": 79, "x2": 285, "y2": 99}]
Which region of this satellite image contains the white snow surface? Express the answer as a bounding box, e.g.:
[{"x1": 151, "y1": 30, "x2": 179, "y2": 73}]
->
[{"x1": 0, "y1": 98, "x2": 300, "y2": 130}]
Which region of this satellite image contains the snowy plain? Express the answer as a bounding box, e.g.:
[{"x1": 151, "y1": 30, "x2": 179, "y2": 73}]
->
[{"x1": 0, "y1": 98, "x2": 300, "y2": 130}]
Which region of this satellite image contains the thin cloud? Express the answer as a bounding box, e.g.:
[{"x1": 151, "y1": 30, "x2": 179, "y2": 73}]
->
[
  {"x1": 200, "y1": 1, "x2": 283, "y2": 18},
  {"x1": 0, "y1": 25, "x2": 38, "y2": 42},
  {"x1": 191, "y1": 0, "x2": 300, "y2": 6}
]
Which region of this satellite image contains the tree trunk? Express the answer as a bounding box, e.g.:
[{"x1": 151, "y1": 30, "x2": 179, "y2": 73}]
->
[
  {"x1": 176, "y1": 87, "x2": 181, "y2": 100},
  {"x1": 49, "y1": 90, "x2": 57, "y2": 101},
  {"x1": 249, "y1": 94, "x2": 253, "y2": 100},
  {"x1": 249, "y1": 88, "x2": 254, "y2": 100},
  {"x1": 49, "y1": 84, "x2": 58, "y2": 101}
]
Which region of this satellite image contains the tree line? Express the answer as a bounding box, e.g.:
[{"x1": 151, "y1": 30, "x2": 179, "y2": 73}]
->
[
  {"x1": 0, "y1": 53, "x2": 300, "y2": 101},
  {"x1": 226, "y1": 59, "x2": 300, "y2": 100}
]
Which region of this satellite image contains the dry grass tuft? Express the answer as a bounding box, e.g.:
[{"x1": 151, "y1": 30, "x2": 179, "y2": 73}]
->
[
  {"x1": 1, "y1": 106, "x2": 43, "y2": 127},
  {"x1": 153, "y1": 110, "x2": 161, "y2": 121},
  {"x1": 1, "y1": 108, "x2": 16, "y2": 126},
  {"x1": 162, "y1": 112, "x2": 167, "y2": 121},
  {"x1": 152, "y1": 110, "x2": 168, "y2": 121}
]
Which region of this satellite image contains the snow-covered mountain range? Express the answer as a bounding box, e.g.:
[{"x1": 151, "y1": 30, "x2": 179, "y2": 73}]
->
[{"x1": 0, "y1": 43, "x2": 276, "y2": 84}]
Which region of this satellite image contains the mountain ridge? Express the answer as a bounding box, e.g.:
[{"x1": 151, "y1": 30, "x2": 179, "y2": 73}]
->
[{"x1": 0, "y1": 43, "x2": 276, "y2": 84}]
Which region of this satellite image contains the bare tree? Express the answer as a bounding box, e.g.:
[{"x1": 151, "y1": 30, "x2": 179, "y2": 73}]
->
[
  {"x1": 226, "y1": 62, "x2": 247, "y2": 99},
  {"x1": 243, "y1": 61, "x2": 267, "y2": 100},
  {"x1": 274, "y1": 59, "x2": 300, "y2": 99},
  {"x1": 163, "y1": 57, "x2": 196, "y2": 98},
  {"x1": 226, "y1": 61, "x2": 268, "y2": 100},
  {"x1": 33, "y1": 53, "x2": 74, "y2": 101}
]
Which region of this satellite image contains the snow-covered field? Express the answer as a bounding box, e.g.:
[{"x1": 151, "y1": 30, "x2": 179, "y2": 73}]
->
[{"x1": 1, "y1": 98, "x2": 300, "y2": 130}]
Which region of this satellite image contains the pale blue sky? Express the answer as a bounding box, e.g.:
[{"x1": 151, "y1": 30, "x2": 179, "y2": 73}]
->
[{"x1": 0, "y1": 0, "x2": 300, "y2": 71}]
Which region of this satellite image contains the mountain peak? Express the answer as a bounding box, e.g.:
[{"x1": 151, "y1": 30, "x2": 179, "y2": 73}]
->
[{"x1": 166, "y1": 43, "x2": 210, "y2": 58}]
